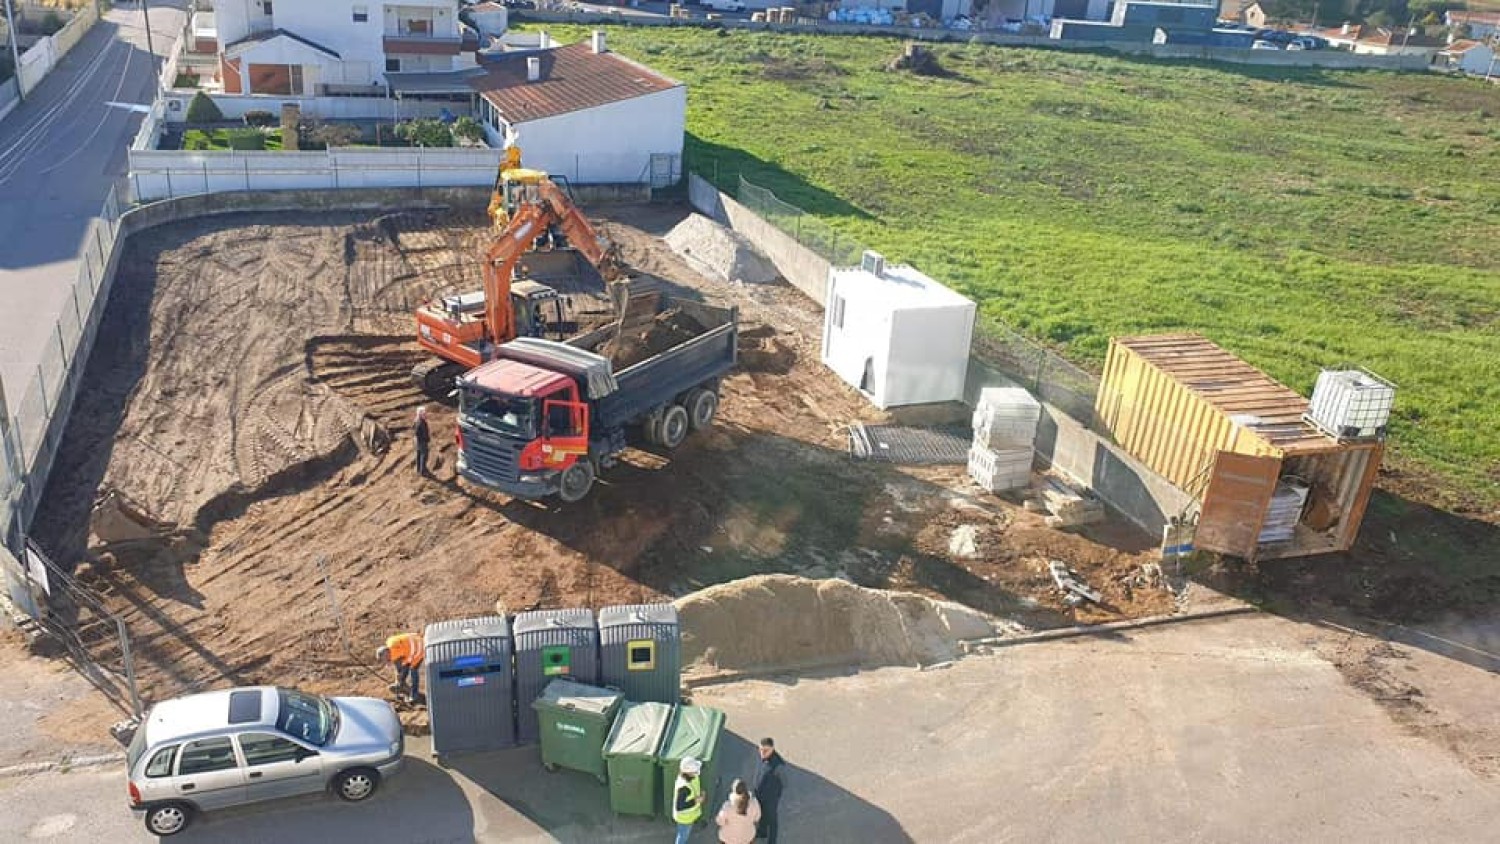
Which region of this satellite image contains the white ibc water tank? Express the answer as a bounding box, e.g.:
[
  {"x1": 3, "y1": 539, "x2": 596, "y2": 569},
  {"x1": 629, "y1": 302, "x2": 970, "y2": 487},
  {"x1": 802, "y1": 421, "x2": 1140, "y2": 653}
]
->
[{"x1": 1306, "y1": 369, "x2": 1395, "y2": 440}]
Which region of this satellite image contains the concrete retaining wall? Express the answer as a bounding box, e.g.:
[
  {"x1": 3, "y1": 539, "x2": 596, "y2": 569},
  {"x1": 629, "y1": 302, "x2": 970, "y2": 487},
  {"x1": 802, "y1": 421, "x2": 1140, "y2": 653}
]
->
[
  {"x1": 0, "y1": 80, "x2": 19, "y2": 124},
  {"x1": 521, "y1": 12, "x2": 1432, "y2": 71},
  {"x1": 688, "y1": 174, "x2": 831, "y2": 306},
  {"x1": 11, "y1": 2, "x2": 96, "y2": 101}
]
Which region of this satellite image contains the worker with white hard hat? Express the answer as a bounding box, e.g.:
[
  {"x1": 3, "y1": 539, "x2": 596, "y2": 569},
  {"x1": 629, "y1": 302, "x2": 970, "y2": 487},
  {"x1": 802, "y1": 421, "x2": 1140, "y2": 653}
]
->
[{"x1": 672, "y1": 756, "x2": 705, "y2": 844}]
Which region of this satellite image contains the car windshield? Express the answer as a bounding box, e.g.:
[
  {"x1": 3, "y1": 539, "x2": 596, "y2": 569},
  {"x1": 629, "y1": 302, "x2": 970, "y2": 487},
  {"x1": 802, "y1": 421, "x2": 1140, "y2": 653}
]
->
[
  {"x1": 462, "y1": 388, "x2": 536, "y2": 439},
  {"x1": 276, "y1": 689, "x2": 337, "y2": 747}
]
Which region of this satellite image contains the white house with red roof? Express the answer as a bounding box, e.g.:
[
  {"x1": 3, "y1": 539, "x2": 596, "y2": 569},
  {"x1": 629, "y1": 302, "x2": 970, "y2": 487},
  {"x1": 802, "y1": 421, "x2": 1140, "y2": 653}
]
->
[
  {"x1": 1445, "y1": 10, "x2": 1500, "y2": 40},
  {"x1": 1437, "y1": 38, "x2": 1497, "y2": 75},
  {"x1": 469, "y1": 32, "x2": 687, "y2": 186}
]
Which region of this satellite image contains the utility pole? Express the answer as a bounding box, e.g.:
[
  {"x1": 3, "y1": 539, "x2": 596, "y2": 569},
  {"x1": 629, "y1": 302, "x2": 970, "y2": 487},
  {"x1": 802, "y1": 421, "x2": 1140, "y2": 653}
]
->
[
  {"x1": 141, "y1": 0, "x2": 159, "y2": 97},
  {"x1": 3, "y1": 0, "x2": 23, "y2": 102}
]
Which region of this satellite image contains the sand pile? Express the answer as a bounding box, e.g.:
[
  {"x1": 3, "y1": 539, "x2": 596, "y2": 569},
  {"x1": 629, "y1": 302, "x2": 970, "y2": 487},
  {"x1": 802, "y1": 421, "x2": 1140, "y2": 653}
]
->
[
  {"x1": 676, "y1": 574, "x2": 997, "y2": 675},
  {"x1": 664, "y1": 214, "x2": 779, "y2": 286}
]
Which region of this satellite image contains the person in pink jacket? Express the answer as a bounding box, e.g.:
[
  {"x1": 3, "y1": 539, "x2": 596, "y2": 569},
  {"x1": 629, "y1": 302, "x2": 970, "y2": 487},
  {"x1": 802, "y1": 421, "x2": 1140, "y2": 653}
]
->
[{"x1": 715, "y1": 778, "x2": 761, "y2": 844}]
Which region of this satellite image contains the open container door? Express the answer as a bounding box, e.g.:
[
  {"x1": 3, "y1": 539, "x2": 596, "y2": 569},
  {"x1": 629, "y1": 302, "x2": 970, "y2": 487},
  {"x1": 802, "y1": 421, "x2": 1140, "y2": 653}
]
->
[{"x1": 1195, "y1": 452, "x2": 1280, "y2": 561}]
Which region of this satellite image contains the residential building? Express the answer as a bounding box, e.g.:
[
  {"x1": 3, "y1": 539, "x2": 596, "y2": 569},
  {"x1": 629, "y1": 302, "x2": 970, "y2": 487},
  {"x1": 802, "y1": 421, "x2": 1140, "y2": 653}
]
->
[
  {"x1": 1218, "y1": 0, "x2": 1266, "y2": 28},
  {"x1": 1437, "y1": 38, "x2": 1497, "y2": 75},
  {"x1": 471, "y1": 33, "x2": 686, "y2": 185},
  {"x1": 210, "y1": 0, "x2": 476, "y2": 95},
  {"x1": 1445, "y1": 10, "x2": 1500, "y2": 41},
  {"x1": 1316, "y1": 23, "x2": 1447, "y2": 57}
]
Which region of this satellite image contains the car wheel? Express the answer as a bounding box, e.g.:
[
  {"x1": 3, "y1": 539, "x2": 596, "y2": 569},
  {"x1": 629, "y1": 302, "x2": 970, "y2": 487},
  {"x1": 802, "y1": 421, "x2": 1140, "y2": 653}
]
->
[
  {"x1": 144, "y1": 803, "x2": 192, "y2": 837},
  {"x1": 334, "y1": 768, "x2": 380, "y2": 802}
]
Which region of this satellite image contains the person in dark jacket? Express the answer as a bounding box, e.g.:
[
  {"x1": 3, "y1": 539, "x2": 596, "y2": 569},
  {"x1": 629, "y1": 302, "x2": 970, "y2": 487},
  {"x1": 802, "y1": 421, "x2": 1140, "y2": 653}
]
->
[
  {"x1": 413, "y1": 406, "x2": 431, "y2": 477},
  {"x1": 750, "y1": 737, "x2": 785, "y2": 843}
]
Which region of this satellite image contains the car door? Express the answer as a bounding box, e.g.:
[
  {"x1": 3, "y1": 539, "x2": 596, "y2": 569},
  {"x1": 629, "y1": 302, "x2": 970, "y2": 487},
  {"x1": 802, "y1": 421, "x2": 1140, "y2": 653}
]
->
[
  {"x1": 173, "y1": 737, "x2": 247, "y2": 810},
  {"x1": 236, "y1": 732, "x2": 325, "y2": 804}
]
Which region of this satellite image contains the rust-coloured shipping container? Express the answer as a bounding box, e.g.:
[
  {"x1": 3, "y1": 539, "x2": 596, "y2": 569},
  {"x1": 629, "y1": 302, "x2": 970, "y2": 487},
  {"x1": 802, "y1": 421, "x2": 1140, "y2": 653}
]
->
[{"x1": 1096, "y1": 334, "x2": 1383, "y2": 561}]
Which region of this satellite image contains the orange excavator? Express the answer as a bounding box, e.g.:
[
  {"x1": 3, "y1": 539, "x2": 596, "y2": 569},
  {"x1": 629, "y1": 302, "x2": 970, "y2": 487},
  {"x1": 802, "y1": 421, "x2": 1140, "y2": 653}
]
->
[{"x1": 411, "y1": 147, "x2": 623, "y2": 393}]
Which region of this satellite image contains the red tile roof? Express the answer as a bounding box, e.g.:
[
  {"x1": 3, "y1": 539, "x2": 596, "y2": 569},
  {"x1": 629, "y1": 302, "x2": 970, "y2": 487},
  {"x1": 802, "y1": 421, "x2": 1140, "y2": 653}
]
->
[
  {"x1": 1440, "y1": 38, "x2": 1488, "y2": 54},
  {"x1": 1448, "y1": 10, "x2": 1500, "y2": 25},
  {"x1": 470, "y1": 42, "x2": 682, "y2": 124}
]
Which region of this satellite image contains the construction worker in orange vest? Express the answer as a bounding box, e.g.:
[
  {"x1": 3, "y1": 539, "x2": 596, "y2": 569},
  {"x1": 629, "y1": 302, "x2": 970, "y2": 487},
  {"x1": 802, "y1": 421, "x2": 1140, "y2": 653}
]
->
[{"x1": 375, "y1": 632, "x2": 425, "y2": 704}]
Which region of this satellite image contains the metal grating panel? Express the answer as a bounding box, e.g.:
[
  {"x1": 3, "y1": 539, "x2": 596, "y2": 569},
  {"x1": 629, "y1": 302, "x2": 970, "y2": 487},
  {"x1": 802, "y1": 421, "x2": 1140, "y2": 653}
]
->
[{"x1": 848, "y1": 423, "x2": 971, "y2": 465}]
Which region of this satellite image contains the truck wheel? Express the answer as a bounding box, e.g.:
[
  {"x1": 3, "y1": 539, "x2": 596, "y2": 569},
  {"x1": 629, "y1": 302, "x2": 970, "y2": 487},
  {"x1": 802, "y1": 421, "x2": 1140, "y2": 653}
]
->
[
  {"x1": 686, "y1": 389, "x2": 719, "y2": 430},
  {"x1": 659, "y1": 405, "x2": 690, "y2": 449},
  {"x1": 558, "y1": 459, "x2": 596, "y2": 503}
]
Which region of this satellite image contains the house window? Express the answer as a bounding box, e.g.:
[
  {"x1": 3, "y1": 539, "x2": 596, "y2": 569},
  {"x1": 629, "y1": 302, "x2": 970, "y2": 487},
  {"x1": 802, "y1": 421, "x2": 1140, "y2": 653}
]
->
[
  {"x1": 385, "y1": 57, "x2": 401, "y2": 73},
  {"x1": 833, "y1": 295, "x2": 846, "y2": 329},
  {"x1": 261, "y1": 1, "x2": 273, "y2": 14},
  {"x1": 352, "y1": 5, "x2": 368, "y2": 22}
]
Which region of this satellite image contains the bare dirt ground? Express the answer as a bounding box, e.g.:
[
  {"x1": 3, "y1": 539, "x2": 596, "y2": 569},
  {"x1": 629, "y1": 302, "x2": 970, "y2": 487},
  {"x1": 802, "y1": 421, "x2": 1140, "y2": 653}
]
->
[{"x1": 25, "y1": 204, "x2": 1173, "y2": 709}]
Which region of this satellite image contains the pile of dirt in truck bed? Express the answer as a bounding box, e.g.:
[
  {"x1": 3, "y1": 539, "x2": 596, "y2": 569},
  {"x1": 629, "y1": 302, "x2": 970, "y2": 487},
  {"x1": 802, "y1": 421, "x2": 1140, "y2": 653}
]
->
[
  {"x1": 30, "y1": 203, "x2": 1187, "y2": 708},
  {"x1": 663, "y1": 213, "x2": 779, "y2": 286},
  {"x1": 599, "y1": 307, "x2": 706, "y2": 370},
  {"x1": 677, "y1": 574, "x2": 998, "y2": 675}
]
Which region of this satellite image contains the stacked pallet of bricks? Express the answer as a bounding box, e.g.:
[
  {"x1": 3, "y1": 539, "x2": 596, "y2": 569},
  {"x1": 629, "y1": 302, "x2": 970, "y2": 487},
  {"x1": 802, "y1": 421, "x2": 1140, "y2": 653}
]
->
[
  {"x1": 968, "y1": 387, "x2": 1040, "y2": 493},
  {"x1": 1038, "y1": 477, "x2": 1106, "y2": 528}
]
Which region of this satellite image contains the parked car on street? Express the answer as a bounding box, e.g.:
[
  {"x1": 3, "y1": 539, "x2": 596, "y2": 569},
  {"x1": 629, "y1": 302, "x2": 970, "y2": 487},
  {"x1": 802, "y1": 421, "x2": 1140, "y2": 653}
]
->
[{"x1": 125, "y1": 686, "x2": 404, "y2": 836}]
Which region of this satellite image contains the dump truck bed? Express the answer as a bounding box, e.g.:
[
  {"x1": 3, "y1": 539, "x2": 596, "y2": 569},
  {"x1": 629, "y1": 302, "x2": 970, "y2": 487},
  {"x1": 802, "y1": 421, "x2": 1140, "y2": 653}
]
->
[{"x1": 596, "y1": 299, "x2": 737, "y2": 431}]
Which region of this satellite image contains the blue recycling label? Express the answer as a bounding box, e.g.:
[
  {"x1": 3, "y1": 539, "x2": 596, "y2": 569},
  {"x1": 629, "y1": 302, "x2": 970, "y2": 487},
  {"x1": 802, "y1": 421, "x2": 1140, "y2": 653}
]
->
[{"x1": 456, "y1": 676, "x2": 486, "y2": 688}]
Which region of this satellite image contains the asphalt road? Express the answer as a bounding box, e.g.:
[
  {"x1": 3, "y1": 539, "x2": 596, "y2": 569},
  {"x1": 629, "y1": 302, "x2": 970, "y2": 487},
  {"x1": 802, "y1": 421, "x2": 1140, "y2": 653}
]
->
[
  {"x1": 0, "y1": 4, "x2": 183, "y2": 409},
  {"x1": 3, "y1": 613, "x2": 1497, "y2": 842}
]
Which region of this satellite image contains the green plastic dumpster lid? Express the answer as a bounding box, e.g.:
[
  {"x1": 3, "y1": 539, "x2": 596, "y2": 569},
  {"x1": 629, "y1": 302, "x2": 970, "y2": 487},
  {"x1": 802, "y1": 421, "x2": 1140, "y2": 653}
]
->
[
  {"x1": 603, "y1": 701, "x2": 674, "y2": 759},
  {"x1": 532, "y1": 678, "x2": 621, "y2": 716},
  {"x1": 659, "y1": 705, "x2": 727, "y2": 764}
]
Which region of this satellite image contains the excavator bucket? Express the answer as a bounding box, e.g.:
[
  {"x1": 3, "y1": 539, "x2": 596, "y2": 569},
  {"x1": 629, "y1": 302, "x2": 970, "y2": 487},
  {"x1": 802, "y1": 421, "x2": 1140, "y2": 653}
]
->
[{"x1": 90, "y1": 488, "x2": 175, "y2": 548}]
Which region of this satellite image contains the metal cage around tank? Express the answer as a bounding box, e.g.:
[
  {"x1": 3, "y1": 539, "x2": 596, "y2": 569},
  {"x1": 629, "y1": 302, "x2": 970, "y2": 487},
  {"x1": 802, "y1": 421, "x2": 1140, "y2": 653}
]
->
[
  {"x1": 424, "y1": 615, "x2": 517, "y2": 759},
  {"x1": 597, "y1": 603, "x2": 681, "y2": 705},
  {"x1": 512, "y1": 607, "x2": 601, "y2": 745}
]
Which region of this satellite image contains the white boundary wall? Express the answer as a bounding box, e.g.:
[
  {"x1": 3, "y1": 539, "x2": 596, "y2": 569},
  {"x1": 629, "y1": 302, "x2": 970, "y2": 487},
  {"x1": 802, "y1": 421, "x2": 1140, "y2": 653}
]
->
[
  {"x1": 11, "y1": 3, "x2": 96, "y2": 100},
  {"x1": 129, "y1": 147, "x2": 512, "y2": 201},
  {"x1": 160, "y1": 91, "x2": 460, "y2": 124}
]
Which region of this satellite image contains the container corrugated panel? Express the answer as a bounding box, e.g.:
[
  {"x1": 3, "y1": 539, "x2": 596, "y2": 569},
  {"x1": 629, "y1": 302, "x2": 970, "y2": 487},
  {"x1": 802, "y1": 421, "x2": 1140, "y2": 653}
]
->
[
  {"x1": 513, "y1": 608, "x2": 601, "y2": 745},
  {"x1": 1307, "y1": 370, "x2": 1394, "y2": 440},
  {"x1": 598, "y1": 603, "x2": 681, "y2": 705},
  {"x1": 1097, "y1": 335, "x2": 1336, "y2": 490},
  {"x1": 424, "y1": 615, "x2": 516, "y2": 757}
]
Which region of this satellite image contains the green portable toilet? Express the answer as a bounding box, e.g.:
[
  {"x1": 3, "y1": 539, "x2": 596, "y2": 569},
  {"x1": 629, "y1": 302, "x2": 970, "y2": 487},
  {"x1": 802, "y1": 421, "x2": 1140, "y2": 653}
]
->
[
  {"x1": 602, "y1": 701, "x2": 674, "y2": 818},
  {"x1": 532, "y1": 679, "x2": 621, "y2": 783},
  {"x1": 657, "y1": 705, "x2": 727, "y2": 821}
]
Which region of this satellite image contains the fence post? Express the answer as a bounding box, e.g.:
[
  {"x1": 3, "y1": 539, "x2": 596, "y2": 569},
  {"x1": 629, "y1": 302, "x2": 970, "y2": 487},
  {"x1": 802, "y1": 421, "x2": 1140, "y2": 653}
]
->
[
  {"x1": 1034, "y1": 354, "x2": 1048, "y2": 393},
  {"x1": 202, "y1": 160, "x2": 209, "y2": 195},
  {"x1": 166, "y1": 168, "x2": 174, "y2": 200},
  {"x1": 795, "y1": 214, "x2": 803, "y2": 243},
  {"x1": 116, "y1": 615, "x2": 142, "y2": 718}
]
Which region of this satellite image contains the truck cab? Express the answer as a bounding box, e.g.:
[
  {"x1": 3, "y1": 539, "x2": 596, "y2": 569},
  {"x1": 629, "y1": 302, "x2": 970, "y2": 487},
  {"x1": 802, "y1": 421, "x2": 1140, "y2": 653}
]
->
[{"x1": 454, "y1": 359, "x2": 612, "y2": 503}]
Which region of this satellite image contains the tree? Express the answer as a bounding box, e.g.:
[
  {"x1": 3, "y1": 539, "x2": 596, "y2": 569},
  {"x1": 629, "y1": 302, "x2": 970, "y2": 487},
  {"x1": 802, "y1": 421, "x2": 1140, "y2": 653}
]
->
[
  {"x1": 452, "y1": 116, "x2": 485, "y2": 144},
  {"x1": 185, "y1": 91, "x2": 224, "y2": 124},
  {"x1": 393, "y1": 118, "x2": 453, "y2": 148},
  {"x1": 311, "y1": 123, "x2": 362, "y2": 148}
]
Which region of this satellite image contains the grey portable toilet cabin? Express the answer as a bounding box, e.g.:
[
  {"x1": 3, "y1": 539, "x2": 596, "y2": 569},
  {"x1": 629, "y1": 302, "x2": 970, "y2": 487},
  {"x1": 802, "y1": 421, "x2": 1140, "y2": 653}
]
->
[
  {"x1": 424, "y1": 615, "x2": 517, "y2": 761},
  {"x1": 598, "y1": 604, "x2": 681, "y2": 704},
  {"x1": 513, "y1": 608, "x2": 601, "y2": 745}
]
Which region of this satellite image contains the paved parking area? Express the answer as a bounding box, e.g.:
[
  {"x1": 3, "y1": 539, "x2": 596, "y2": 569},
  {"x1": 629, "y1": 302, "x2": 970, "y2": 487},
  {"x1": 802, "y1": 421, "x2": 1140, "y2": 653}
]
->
[{"x1": 3, "y1": 613, "x2": 1497, "y2": 842}]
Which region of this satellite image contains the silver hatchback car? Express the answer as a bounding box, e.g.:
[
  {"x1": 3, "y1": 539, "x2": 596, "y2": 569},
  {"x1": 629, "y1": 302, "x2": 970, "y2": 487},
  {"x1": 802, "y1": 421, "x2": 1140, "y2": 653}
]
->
[{"x1": 125, "y1": 686, "x2": 404, "y2": 836}]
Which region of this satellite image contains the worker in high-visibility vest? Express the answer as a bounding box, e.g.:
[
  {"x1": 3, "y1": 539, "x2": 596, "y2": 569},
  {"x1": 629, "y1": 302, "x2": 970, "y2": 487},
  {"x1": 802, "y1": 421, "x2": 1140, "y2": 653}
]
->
[
  {"x1": 375, "y1": 632, "x2": 425, "y2": 703},
  {"x1": 672, "y1": 756, "x2": 705, "y2": 844}
]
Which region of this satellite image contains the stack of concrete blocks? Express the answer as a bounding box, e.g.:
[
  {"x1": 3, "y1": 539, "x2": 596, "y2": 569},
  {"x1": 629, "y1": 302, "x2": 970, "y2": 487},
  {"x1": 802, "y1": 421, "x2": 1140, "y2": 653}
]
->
[{"x1": 968, "y1": 387, "x2": 1041, "y2": 493}]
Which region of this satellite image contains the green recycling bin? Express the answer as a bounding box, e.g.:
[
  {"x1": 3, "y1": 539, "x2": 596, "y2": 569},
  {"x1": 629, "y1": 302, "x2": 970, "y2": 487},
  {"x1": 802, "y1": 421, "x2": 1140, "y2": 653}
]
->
[
  {"x1": 532, "y1": 679, "x2": 621, "y2": 783},
  {"x1": 602, "y1": 701, "x2": 674, "y2": 817},
  {"x1": 657, "y1": 705, "x2": 727, "y2": 822}
]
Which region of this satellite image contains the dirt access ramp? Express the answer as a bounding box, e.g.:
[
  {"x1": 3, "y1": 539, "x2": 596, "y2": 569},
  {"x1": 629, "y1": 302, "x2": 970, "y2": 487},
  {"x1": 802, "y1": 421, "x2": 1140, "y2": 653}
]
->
[{"x1": 30, "y1": 204, "x2": 1176, "y2": 707}]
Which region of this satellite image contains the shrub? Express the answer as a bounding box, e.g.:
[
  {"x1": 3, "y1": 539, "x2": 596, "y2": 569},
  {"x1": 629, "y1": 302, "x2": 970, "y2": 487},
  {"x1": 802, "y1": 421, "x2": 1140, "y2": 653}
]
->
[
  {"x1": 173, "y1": 72, "x2": 200, "y2": 89},
  {"x1": 311, "y1": 122, "x2": 362, "y2": 148},
  {"x1": 226, "y1": 128, "x2": 266, "y2": 151},
  {"x1": 41, "y1": 12, "x2": 64, "y2": 35},
  {"x1": 185, "y1": 91, "x2": 224, "y2": 124},
  {"x1": 393, "y1": 118, "x2": 453, "y2": 148},
  {"x1": 452, "y1": 116, "x2": 485, "y2": 144},
  {"x1": 242, "y1": 110, "x2": 277, "y2": 128}
]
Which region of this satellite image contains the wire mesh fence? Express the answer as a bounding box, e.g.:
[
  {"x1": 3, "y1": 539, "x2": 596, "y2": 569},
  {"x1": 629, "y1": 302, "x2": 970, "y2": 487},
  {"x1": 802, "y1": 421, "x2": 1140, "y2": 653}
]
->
[
  {"x1": 736, "y1": 176, "x2": 867, "y2": 267},
  {"x1": 730, "y1": 174, "x2": 1101, "y2": 424},
  {"x1": 2, "y1": 182, "x2": 127, "y2": 552}
]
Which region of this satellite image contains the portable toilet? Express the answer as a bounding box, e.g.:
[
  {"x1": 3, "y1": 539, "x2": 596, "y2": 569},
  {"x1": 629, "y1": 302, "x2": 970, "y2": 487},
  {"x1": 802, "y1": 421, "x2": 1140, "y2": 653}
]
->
[
  {"x1": 424, "y1": 615, "x2": 517, "y2": 762},
  {"x1": 598, "y1": 604, "x2": 681, "y2": 704},
  {"x1": 513, "y1": 608, "x2": 601, "y2": 745}
]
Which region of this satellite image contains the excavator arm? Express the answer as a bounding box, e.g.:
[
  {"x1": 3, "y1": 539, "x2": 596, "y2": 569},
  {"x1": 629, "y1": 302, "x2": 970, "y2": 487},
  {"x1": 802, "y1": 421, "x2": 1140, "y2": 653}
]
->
[
  {"x1": 481, "y1": 203, "x2": 550, "y2": 356},
  {"x1": 539, "y1": 180, "x2": 622, "y2": 281}
]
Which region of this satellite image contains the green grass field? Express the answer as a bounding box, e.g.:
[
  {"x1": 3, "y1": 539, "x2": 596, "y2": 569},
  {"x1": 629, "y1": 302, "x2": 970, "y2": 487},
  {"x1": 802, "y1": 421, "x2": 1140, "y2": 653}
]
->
[{"x1": 537, "y1": 25, "x2": 1500, "y2": 504}]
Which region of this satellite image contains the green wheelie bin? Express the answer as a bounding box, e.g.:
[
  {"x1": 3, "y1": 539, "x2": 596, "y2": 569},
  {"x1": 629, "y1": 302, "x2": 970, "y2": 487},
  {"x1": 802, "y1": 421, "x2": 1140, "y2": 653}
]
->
[
  {"x1": 602, "y1": 701, "x2": 674, "y2": 817},
  {"x1": 657, "y1": 705, "x2": 727, "y2": 823},
  {"x1": 532, "y1": 679, "x2": 622, "y2": 783}
]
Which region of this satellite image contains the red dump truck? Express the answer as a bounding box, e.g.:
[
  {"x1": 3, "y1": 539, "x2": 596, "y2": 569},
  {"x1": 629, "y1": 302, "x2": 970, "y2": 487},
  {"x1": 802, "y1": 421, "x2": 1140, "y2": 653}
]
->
[{"x1": 453, "y1": 298, "x2": 738, "y2": 502}]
